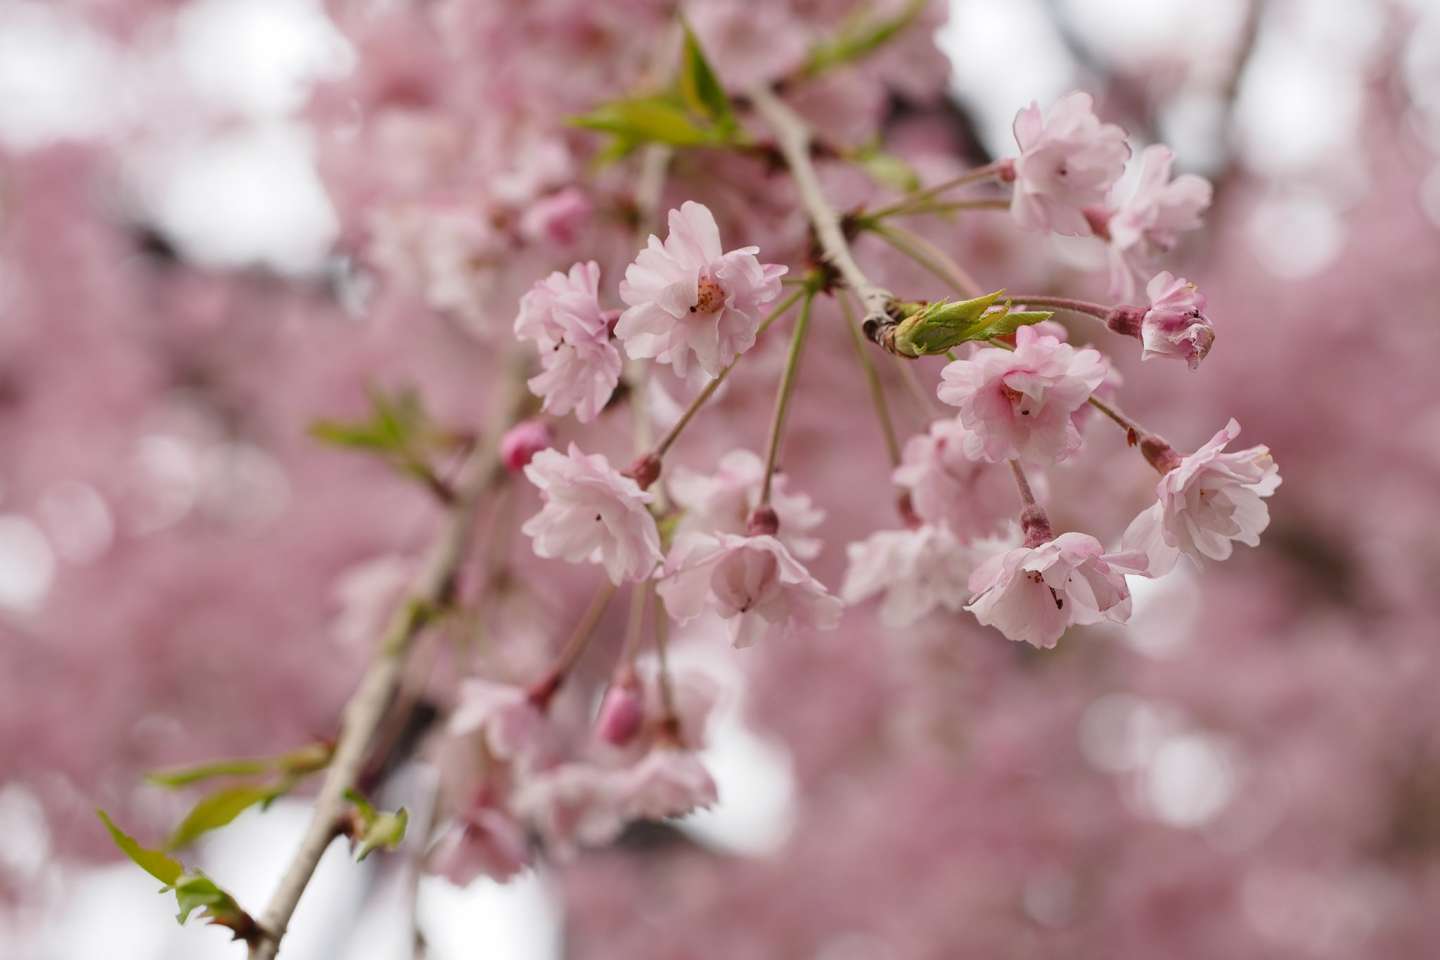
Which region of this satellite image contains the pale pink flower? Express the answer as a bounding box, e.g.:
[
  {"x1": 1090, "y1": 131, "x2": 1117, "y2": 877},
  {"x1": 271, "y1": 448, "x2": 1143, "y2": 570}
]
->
[
  {"x1": 615, "y1": 747, "x2": 718, "y2": 822},
  {"x1": 686, "y1": 0, "x2": 811, "y2": 89},
  {"x1": 842, "y1": 524, "x2": 1014, "y2": 628},
  {"x1": 668, "y1": 449, "x2": 824, "y2": 559},
  {"x1": 500, "y1": 419, "x2": 552, "y2": 472},
  {"x1": 429, "y1": 803, "x2": 531, "y2": 885},
  {"x1": 616, "y1": 201, "x2": 787, "y2": 378},
  {"x1": 1105, "y1": 145, "x2": 1213, "y2": 300},
  {"x1": 1140, "y1": 272, "x2": 1215, "y2": 370},
  {"x1": 522, "y1": 445, "x2": 662, "y2": 584},
  {"x1": 449, "y1": 678, "x2": 546, "y2": 761},
  {"x1": 966, "y1": 533, "x2": 1147, "y2": 648},
  {"x1": 329, "y1": 553, "x2": 412, "y2": 647},
  {"x1": 1122, "y1": 419, "x2": 1281, "y2": 575},
  {"x1": 937, "y1": 326, "x2": 1109, "y2": 465},
  {"x1": 1010, "y1": 92, "x2": 1131, "y2": 236},
  {"x1": 513, "y1": 262, "x2": 621, "y2": 423},
  {"x1": 656, "y1": 533, "x2": 842, "y2": 648},
  {"x1": 519, "y1": 186, "x2": 592, "y2": 247},
  {"x1": 892, "y1": 419, "x2": 1020, "y2": 539},
  {"x1": 514, "y1": 763, "x2": 629, "y2": 858}
]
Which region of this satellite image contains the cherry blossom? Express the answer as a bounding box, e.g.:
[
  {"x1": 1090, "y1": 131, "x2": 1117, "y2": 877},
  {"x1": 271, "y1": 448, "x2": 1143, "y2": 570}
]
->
[
  {"x1": 891, "y1": 419, "x2": 1019, "y2": 538},
  {"x1": 513, "y1": 262, "x2": 622, "y2": 422},
  {"x1": 522, "y1": 445, "x2": 663, "y2": 584},
  {"x1": 966, "y1": 533, "x2": 1148, "y2": 648},
  {"x1": 1105, "y1": 145, "x2": 1213, "y2": 300},
  {"x1": 1140, "y1": 272, "x2": 1215, "y2": 369},
  {"x1": 1122, "y1": 419, "x2": 1282, "y2": 575},
  {"x1": 937, "y1": 325, "x2": 1109, "y2": 465},
  {"x1": 428, "y1": 802, "x2": 532, "y2": 885},
  {"x1": 842, "y1": 524, "x2": 1011, "y2": 627},
  {"x1": 615, "y1": 747, "x2": 718, "y2": 822},
  {"x1": 667, "y1": 449, "x2": 825, "y2": 559},
  {"x1": 656, "y1": 533, "x2": 842, "y2": 648},
  {"x1": 449, "y1": 678, "x2": 547, "y2": 762},
  {"x1": 500, "y1": 419, "x2": 553, "y2": 472},
  {"x1": 1010, "y1": 92, "x2": 1131, "y2": 236},
  {"x1": 616, "y1": 201, "x2": 787, "y2": 378}
]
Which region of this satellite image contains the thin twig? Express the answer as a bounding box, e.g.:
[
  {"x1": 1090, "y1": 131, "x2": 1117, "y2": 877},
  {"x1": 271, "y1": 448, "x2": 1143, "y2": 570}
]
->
[
  {"x1": 747, "y1": 84, "x2": 894, "y2": 327},
  {"x1": 867, "y1": 222, "x2": 984, "y2": 298},
  {"x1": 840, "y1": 293, "x2": 902, "y2": 467},
  {"x1": 758, "y1": 290, "x2": 816, "y2": 506}
]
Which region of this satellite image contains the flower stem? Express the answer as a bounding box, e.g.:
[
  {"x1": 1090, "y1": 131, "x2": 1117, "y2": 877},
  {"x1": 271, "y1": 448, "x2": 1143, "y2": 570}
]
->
[
  {"x1": 529, "y1": 580, "x2": 618, "y2": 708},
  {"x1": 1008, "y1": 460, "x2": 1054, "y2": 546},
  {"x1": 1004, "y1": 294, "x2": 1110, "y2": 319},
  {"x1": 620, "y1": 580, "x2": 651, "y2": 666},
  {"x1": 652, "y1": 287, "x2": 805, "y2": 460},
  {"x1": 759, "y1": 289, "x2": 817, "y2": 507},
  {"x1": 866, "y1": 221, "x2": 984, "y2": 298},
  {"x1": 840, "y1": 292, "x2": 902, "y2": 467},
  {"x1": 866, "y1": 160, "x2": 1013, "y2": 220}
]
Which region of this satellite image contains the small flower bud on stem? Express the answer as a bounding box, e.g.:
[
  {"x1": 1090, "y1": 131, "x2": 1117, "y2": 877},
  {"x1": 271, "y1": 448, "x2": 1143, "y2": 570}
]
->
[
  {"x1": 747, "y1": 505, "x2": 781, "y2": 537},
  {"x1": 1140, "y1": 436, "x2": 1183, "y2": 474},
  {"x1": 623, "y1": 453, "x2": 662, "y2": 491}
]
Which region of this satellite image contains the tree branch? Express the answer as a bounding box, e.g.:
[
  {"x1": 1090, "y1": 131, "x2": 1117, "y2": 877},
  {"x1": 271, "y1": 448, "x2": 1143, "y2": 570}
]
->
[
  {"x1": 247, "y1": 373, "x2": 526, "y2": 960},
  {"x1": 747, "y1": 84, "x2": 894, "y2": 328}
]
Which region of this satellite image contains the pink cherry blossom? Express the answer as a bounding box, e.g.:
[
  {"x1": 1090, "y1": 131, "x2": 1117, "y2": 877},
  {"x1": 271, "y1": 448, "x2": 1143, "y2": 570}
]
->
[
  {"x1": 1010, "y1": 92, "x2": 1131, "y2": 236},
  {"x1": 513, "y1": 262, "x2": 622, "y2": 423},
  {"x1": 937, "y1": 326, "x2": 1109, "y2": 465},
  {"x1": 428, "y1": 802, "x2": 532, "y2": 885},
  {"x1": 515, "y1": 763, "x2": 630, "y2": 858},
  {"x1": 522, "y1": 445, "x2": 662, "y2": 584},
  {"x1": 1122, "y1": 419, "x2": 1281, "y2": 575},
  {"x1": 449, "y1": 678, "x2": 547, "y2": 761},
  {"x1": 656, "y1": 533, "x2": 842, "y2": 648},
  {"x1": 518, "y1": 186, "x2": 593, "y2": 247},
  {"x1": 615, "y1": 747, "x2": 718, "y2": 822},
  {"x1": 593, "y1": 669, "x2": 645, "y2": 746},
  {"x1": 891, "y1": 418, "x2": 1021, "y2": 539},
  {"x1": 842, "y1": 524, "x2": 1013, "y2": 628},
  {"x1": 616, "y1": 201, "x2": 787, "y2": 378},
  {"x1": 667, "y1": 449, "x2": 824, "y2": 559},
  {"x1": 500, "y1": 419, "x2": 553, "y2": 472},
  {"x1": 1141, "y1": 271, "x2": 1215, "y2": 369},
  {"x1": 966, "y1": 532, "x2": 1148, "y2": 648},
  {"x1": 1105, "y1": 145, "x2": 1213, "y2": 300}
]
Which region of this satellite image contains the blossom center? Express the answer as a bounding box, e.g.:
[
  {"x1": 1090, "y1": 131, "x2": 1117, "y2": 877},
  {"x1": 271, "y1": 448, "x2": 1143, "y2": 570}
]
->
[{"x1": 692, "y1": 275, "x2": 726, "y2": 314}]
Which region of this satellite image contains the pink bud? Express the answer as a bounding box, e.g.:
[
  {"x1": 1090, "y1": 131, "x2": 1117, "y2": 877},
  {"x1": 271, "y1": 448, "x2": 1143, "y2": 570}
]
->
[
  {"x1": 623, "y1": 453, "x2": 662, "y2": 490},
  {"x1": 501, "y1": 420, "x2": 552, "y2": 472},
  {"x1": 746, "y1": 505, "x2": 780, "y2": 536},
  {"x1": 595, "y1": 670, "x2": 645, "y2": 746},
  {"x1": 519, "y1": 186, "x2": 592, "y2": 247}
]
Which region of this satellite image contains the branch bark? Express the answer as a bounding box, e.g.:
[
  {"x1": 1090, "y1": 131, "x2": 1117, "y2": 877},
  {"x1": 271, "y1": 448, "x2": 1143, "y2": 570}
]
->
[
  {"x1": 247, "y1": 375, "x2": 525, "y2": 960},
  {"x1": 747, "y1": 84, "x2": 894, "y2": 329}
]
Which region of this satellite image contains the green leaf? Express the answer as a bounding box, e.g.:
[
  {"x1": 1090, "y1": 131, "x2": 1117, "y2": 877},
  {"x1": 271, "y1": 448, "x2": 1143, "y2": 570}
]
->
[
  {"x1": 803, "y1": 0, "x2": 928, "y2": 77},
  {"x1": 570, "y1": 97, "x2": 719, "y2": 147},
  {"x1": 97, "y1": 810, "x2": 183, "y2": 886},
  {"x1": 310, "y1": 386, "x2": 429, "y2": 454},
  {"x1": 678, "y1": 20, "x2": 735, "y2": 135},
  {"x1": 166, "y1": 785, "x2": 281, "y2": 850},
  {"x1": 172, "y1": 872, "x2": 252, "y2": 935},
  {"x1": 147, "y1": 742, "x2": 333, "y2": 789},
  {"x1": 892, "y1": 292, "x2": 1052, "y2": 357},
  {"x1": 355, "y1": 808, "x2": 409, "y2": 862}
]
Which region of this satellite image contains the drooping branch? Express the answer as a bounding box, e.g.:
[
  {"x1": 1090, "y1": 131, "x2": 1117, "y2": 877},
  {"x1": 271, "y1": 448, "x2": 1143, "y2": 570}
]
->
[
  {"x1": 747, "y1": 84, "x2": 895, "y2": 329},
  {"x1": 247, "y1": 370, "x2": 527, "y2": 960}
]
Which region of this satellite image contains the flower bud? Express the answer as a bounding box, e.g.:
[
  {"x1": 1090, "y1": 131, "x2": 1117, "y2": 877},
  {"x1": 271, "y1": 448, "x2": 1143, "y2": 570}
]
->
[
  {"x1": 594, "y1": 668, "x2": 644, "y2": 746},
  {"x1": 623, "y1": 453, "x2": 662, "y2": 490},
  {"x1": 501, "y1": 419, "x2": 552, "y2": 472},
  {"x1": 746, "y1": 505, "x2": 780, "y2": 536}
]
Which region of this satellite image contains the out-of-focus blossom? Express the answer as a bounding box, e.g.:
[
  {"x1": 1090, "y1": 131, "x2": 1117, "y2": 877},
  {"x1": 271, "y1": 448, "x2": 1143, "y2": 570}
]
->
[
  {"x1": 1010, "y1": 92, "x2": 1130, "y2": 236},
  {"x1": 966, "y1": 533, "x2": 1146, "y2": 648},
  {"x1": 842, "y1": 524, "x2": 1001, "y2": 627},
  {"x1": 891, "y1": 419, "x2": 1017, "y2": 538},
  {"x1": 500, "y1": 419, "x2": 554, "y2": 472},
  {"x1": 687, "y1": 0, "x2": 811, "y2": 89},
  {"x1": 1105, "y1": 145, "x2": 1213, "y2": 300},
  {"x1": 656, "y1": 533, "x2": 842, "y2": 648},
  {"x1": 1123, "y1": 419, "x2": 1281, "y2": 575},
  {"x1": 516, "y1": 764, "x2": 629, "y2": 859},
  {"x1": 594, "y1": 668, "x2": 645, "y2": 746},
  {"x1": 330, "y1": 553, "x2": 412, "y2": 647},
  {"x1": 617, "y1": 202, "x2": 786, "y2": 378},
  {"x1": 514, "y1": 262, "x2": 622, "y2": 422},
  {"x1": 428, "y1": 801, "x2": 532, "y2": 885},
  {"x1": 522, "y1": 446, "x2": 662, "y2": 584},
  {"x1": 449, "y1": 678, "x2": 547, "y2": 762},
  {"x1": 615, "y1": 746, "x2": 718, "y2": 821},
  {"x1": 668, "y1": 449, "x2": 824, "y2": 559},
  {"x1": 937, "y1": 326, "x2": 1108, "y2": 464},
  {"x1": 1140, "y1": 271, "x2": 1215, "y2": 370},
  {"x1": 519, "y1": 186, "x2": 593, "y2": 247}
]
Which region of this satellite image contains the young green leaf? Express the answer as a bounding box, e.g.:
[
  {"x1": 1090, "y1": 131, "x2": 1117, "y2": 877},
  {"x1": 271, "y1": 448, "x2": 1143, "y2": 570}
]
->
[
  {"x1": 146, "y1": 742, "x2": 332, "y2": 789},
  {"x1": 354, "y1": 808, "x2": 409, "y2": 862},
  {"x1": 849, "y1": 144, "x2": 921, "y2": 193},
  {"x1": 570, "y1": 97, "x2": 718, "y2": 147},
  {"x1": 678, "y1": 20, "x2": 736, "y2": 134},
  {"x1": 97, "y1": 809, "x2": 183, "y2": 885},
  {"x1": 166, "y1": 785, "x2": 282, "y2": 850},
  {"x1": 802, "y1": 0, "x2": 928, "y2": 77}
]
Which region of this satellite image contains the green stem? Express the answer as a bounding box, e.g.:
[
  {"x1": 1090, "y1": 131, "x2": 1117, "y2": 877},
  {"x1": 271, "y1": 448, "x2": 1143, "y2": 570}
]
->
[
  {"x1": 759, "y1": 290, "x2": 817, "y2": 506},
  {"x1": 652, "y1": 287, "x2": 805, "y2": 459},
  {"x1": 867, "y1": 160, "x2": 1012, "y2": 220},
  {"x1": 1004, "y1": 294, "x2": 1111, "y2": 319},
  {"x1": 867, "y1": 222, "x2": 984, "y2": 298}
]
